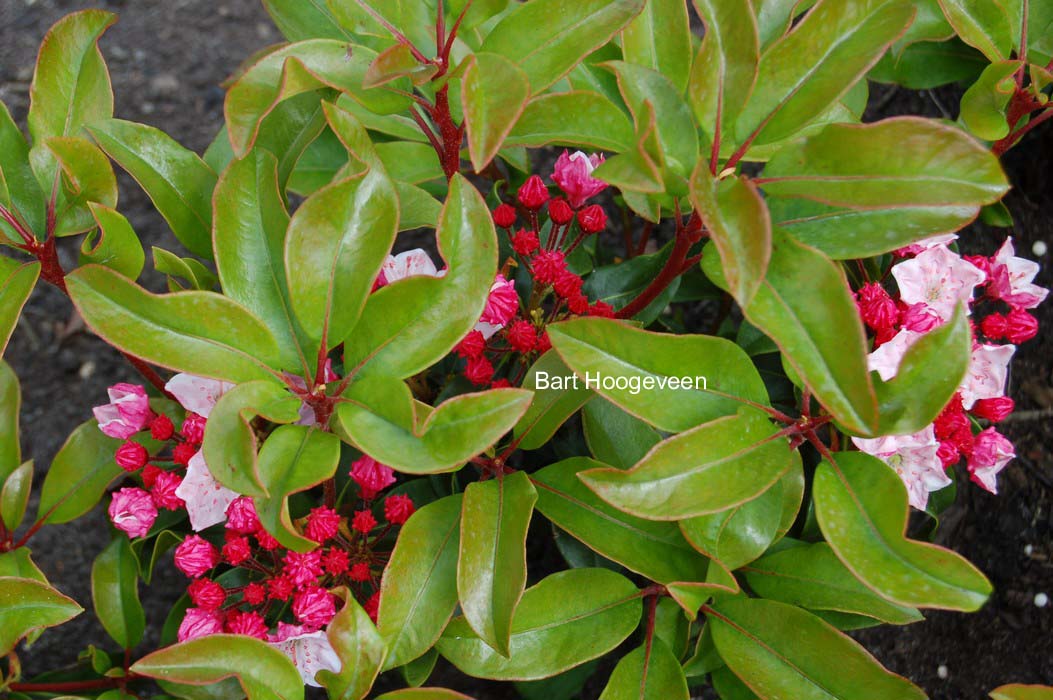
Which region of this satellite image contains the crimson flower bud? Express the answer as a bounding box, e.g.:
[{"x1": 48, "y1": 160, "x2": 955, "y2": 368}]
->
[
  {"x1": 517, "y1": 175, "x2": 550, "y2": 210},
  {"x1": 548, "y1": 198, "x2": 574, "y2": 225},
  {"x1": 980, "y1": 313, "x2": 1007, "y2": 340},
  {"x1": 349, "y1": 562, "x2": 371, "y2": 582},
  {"x1": 172, "y1": 442, "x2": 197, "y2": 466},
  {"x1": 577, "y1": 204, "x2": 607, "y2": 233},
  {"x1": 351, "y1": 509, "x2": 377, "y2": 534},
  {"x1": 532, "y1": 250, "x2": 567, "y2": 285},
  {"x1": 455, "y1": 330, "x2": 487, "y2": 359},
  {"x1": 384, "y1": 494, "x2": 415, "y2": 524},
  {"x1": 1004, "y1": 309, "x2": 1038, "y2": 343},
  {"x1": 971, "y1": 396, "x2": 1014, "y2": 422},
  {"x1": 506, "y1": 320, "x2": 538, "y2": 353},
  {"x1": 855, "y1": 283, "x2": 897, "y2": 332},
  {"x1": 493, "y1": 203, "x2": 517, "y2": 228},
  {"x1": 465, "y1": 355, "x2": 495, "y2": 386},
  {"x1": 511, "y1": 228, "x2": 541, "y2": 256},
  {"x1": 150, "y1": 414, "x2": 174, "y2": 441},
  {"x1": 116, "y1": 441, "x2": 149, "y2": 471},
  {"x1": 589, "y1": 301, "x2": 616, "y2": 318}
]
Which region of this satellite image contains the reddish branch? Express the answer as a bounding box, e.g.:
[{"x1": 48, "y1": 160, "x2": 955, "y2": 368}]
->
[{"x1": 616, "y1": 210, "x2": 706, "y2": 319}]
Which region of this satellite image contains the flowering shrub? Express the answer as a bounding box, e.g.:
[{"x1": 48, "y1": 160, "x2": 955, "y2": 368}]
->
[{"x1": 1, "y1": 1, "x2": 1051, "y2": 699}]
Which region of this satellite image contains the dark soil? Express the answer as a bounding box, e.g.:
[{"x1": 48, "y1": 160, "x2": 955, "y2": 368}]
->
[{"x1": 1, "y1": 2, "x2": 1050, "y2": 698}]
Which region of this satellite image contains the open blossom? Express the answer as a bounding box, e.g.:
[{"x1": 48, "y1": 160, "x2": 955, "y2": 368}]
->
[
  {"x1": 853, "y1": 426, "x2": 950, "y2": 510},
  {"x1": 958, "y1": 343, "x2": 1015, "y2": 409},
  {"x1": 867, "y1": 329, "x2": 924, "y2": 381},
  {"x1": 551, "y1": 150, "x2": 607, "y2": 208},
  {"x1": 293, "y1": 586, "x2": 337, "y2": 628},
  {"x1": 108, "y1": 487, "x2": 157, "y2": 539},
  {"x1": 174, "y1": 535, "x2": 220, "y2": 578},
  {"x1": 988, "y1": 237, "x2": 1048, "y2": 309},
  {"x1": 350, "y1": 455, "x2": 396, "y2": 500},
  {"x1": 165, "y1": 374, "x2": 234, "y2": 419},
  {"x1": 892, "y1": 244, "x2": 985, "y2": 321},
  {"x1": 895, "y1": 233, "x2": 958, "y2": 257},
  {"x1": 94, "y1": 383, "x2": 153, "y2": 439},
  {"x1": 269, "y1": 624, "x2": 342, "y2": 688},
  {"x1": 968, "y1": 427, "x2": 1015, "y2": 493},
  {"x1": 376, "y1": 249, "x2": 445, "y2": 288},
  {"x1": 177, "y1": 607, "x2": 224, "y2": 642},
  {"x1": 176, "y1": 451, "x2": 240, "y2": 532}
]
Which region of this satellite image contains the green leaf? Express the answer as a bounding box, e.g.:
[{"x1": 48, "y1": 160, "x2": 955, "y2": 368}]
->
[
  {"x1": 335, "y1": 389, "x2": 532, "y2": 474},
  {"x1": 514, "y1": 351, "x2": 593, "y2": 451},
  {"x1": 379, "y1": 494, "x2": 462, "y2": 670},
  {"x1": 38, "y1": 419, "x2": 122, "y2": 525},
  {"x1": 458, "y1": 471, "x2": 537, "y2": 657},
  {"x1": 654, "y1": 597, "x2": 690, "y2": 659},
  {"x1": 91, "y1": 535, "x2": 145, "y2": 649},
  {"x1": 81, "y1": 203, "x2": 146, "y2": 280},
  {"x1": 961, "y1": 60, "x2": 1021, "y2": 140},
  {"x1": 599, "y1": 638, "x2": 689, "y2": 700},
  {"x1": 937, "y1": 0, "x2": 1014, "y2": 60},
  {"x1": 743, "y1": 541, "x2": 923, "y2": 625},
  {"x1": 0, "y1": 363, "x2": 22, "y2": 485},
  {"x1": 344, "y1": 174, "x2": 498, "y2": 380},
  {"x1": 67, "y1": 264, "x2": 282, "y2": 382},
  {"x1": 131, "y1": 635, "x2": 304, "y2": 700},
  {"x1": 582, "y1": 397, "x2": 660, "y2": 470},
  {"x1": 153, "y1": 247, "x2": 218, "y2": 291},
  {"x1": 481, "y1": 0, "x2": 646, "y2": 94},
  {"x1": 375, "y1": 690, "x2": 476, "y2": 700},
  {"x1": 548, "y1": 317, "x2": 769, "y2": 433},
  {"x1": 702, "y1": 234, "x2": 878, "y2": 435},
  {"x1": 201, "y1": 380, "x2": 303, "y2": 498},
  {"x1": 711, "y1": 665, "x2": 761, "y2": 699},
  {"x1": 736, "y1": 0, "x2": 914, "y2": 147},
  {"x1": 88, "y1": 119, "x2": 216, "y2": 258},
  {"x1": 875, "y1": 306, "x2": 970, "y2": 434},
  {"x1": 262, "y1": 0, "x2": 352, "y2": 41},
  {"x1": 400, "y1": 648, "x2": 439, "y2": 688},
  {"x1": 0, "y1": 577, "x2": 83, "y2": 655},
  {"x1": 0, "y1": 261, "x2": 40, "y2": 358},
  {"x1": 364, "y1": 44, "x2": 438, "y2": 89},
  {"x1": 533, "y1": 458, "x2": 710, "y2": 584},
  {"x1": 507, "y1": 91, "x2": 634, "y2": 152},
  {"x1": 44, "y1": 136, "x2": 117, "y2": 236},
  {"x1": 580, "y1": 409, "x2": 793, "y2": 520},
  {"x1": 463, "y1": 53, "x2": 531, "y2": 172},
  {"x1": 0, "y1": 461, "x2": 32, "y2": 531},
  {"x1": 437, "y1": 568, "x2": 642, "y2": 681},
  {"x1": 990, "y1": 685, "x2": 1053, "y2": 700},
  {"x1": 0, "y1": 548, "x2": 47, "y2": 582},
  {"x1": 375, "y1": 142, "x2": 443, "y2": 185},
  {"x1": 690, "y1": 168, "x2": 771, "y2": 307},
  {"x1": 0, "y1": 102, "x2": 46, "y2": 241},
  {"x1": 255, "y1": 425, "x2": 341, "y2": 551},
  {"x1": 582, "y1": 240, "x2": 682, "y2": 324},
  {"x1": 317, "y1": 589, "x2": 388, "y2": 700},
  {"x1": 679, "y1": 477, "x2": 785, "y2": 570},
  {"x1": 869, "y1": 37, "x2": 987, "y2": 88},
  {"x1": 622, "y1": 0, "x2": 692, "y2": 94},
  {"x1": 813, "y1": 451, "x2": 992, "y2": 611}
]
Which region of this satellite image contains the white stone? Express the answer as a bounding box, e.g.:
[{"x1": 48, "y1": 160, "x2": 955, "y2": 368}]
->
[
  {"x1": 1035, "y1": 592, "x2": 1049, "y2": 608},
  {"x1": 1032, "y1": 241, "x2": 1047, "y2": 257}
]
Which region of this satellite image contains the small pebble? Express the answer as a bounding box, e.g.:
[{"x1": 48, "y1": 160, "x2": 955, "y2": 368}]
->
[
  {"x1": 937, "y1": 665, "x2": 949, "y2": 679},
  {"x1": 78, "y1": 360, "x2": 95, "y2": 380},
  {"x1": 1036, "y1": 592, "x2": 1049, "y2": 608},
  {"x1": 1025, "y1": 544, "x2": 1034, "y2": 556},
  {"x1": 1033, "y1": 240, "x2": 1048, "y2": 257}
]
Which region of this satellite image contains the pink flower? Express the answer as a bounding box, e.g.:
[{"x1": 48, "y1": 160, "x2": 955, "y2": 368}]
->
[
  {"x1": 967, "y1": 427, "x2": 1015, "y2": 493},
  {"x1": 293, "y1": 586, "x2": 337, "y2": 628},
  {"x1": 225, "y1": 496, "x2": 261, "y2": 534},
  {"x1": 175, "y1": 451, "x2": 240, "y2": 532},
  {"x1": 384, "y1": 494, "x2": 415, "y2": 525},
  {"x1": 900, "y1": 303, "x2": 941, "y2": 333},
  {"x1": 151, "y1": 471, "x2": 185, "y2": 511},
  {"x1": 350, "y1": 455, "x2": 395, "y2": 500},
  {"x1": 225, "y1": 610, "x2": 269, "y2": 640},
  {"x1": 283, "y1": 550, "x2": 323, "y2": 589},
  {"x1": 305, "y1": 506, "x2": 341, "y2": 543},
  {"x1": 108, "y1": 487, "x2": 157, "y2": 539},
  {"x1": 958, "y1": 343, "x2": 1015, "y2": 409},
  {"x1": 94, "y1": 383, "x2": 153, "y2": 439},
  {"x1": 894, "y1": 233, "x2": 958, "y2": 258},
  {"x1": 174, "y1": 535, "x2": 220, "y2": 578},
  {"x1": 165, "y1": 374, "x2": 234, "y2": 419},
  {"x1": 480, "y1": 276, "x2": 519, "y2": 326},
  {"x1": 892, "y1": 244, "x2": 985, "y2": 321},
  {"x1": 268, "y1": 624, "x2": 342, "y2": 688},
  {"x1": 853, "y1": 426, "x2": 950, "y2": 510},
  {"x1": 551, "y1": 150, "x2": 607, "y2": 208},
  {"x1": 177, "y1": 607, "x2": 224, "y2": 642},
  {"x1": 867, "y1": 329, "x2": 924, "y2": 381},
  {"x1": 988, "y1": 237, "x2": 1049, "y2": 309},
  {"x1": 856, "y1": 283, "x2": 898, "y2": 331},
  {"x1": 376, "y1": 249, "x2": 445, "y2": 289}
]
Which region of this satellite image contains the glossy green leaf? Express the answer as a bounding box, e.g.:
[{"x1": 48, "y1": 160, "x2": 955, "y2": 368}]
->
[
  {"x1": 744, "y1": 542, "x2": 923, "y2": 625},
  {"x1": 375, "y1": 142, "x2": 443, "y2": 184},
  {"x1": 774, "y1": 455, "x2": 806, "y2": 539},
  {"x1": 458, "y1": 471, "x2": 537, "y2": 656},
  {"x1": 507, "y1": 91, "x2": 634, "y2": 152},
  {"x1": 152, "y1": 247, "x2": 218, "y2": 292},
  {"x1": 256, "y1": 425, "x2": 342, "y2": 551},
  {"x1": 654, "y1": 597, "x2": 689, "y2": 659},
  {"x1": 67, "y1": 264, "x2": 282, "y2": 382},
  {"x1": 81, "y1": 203, "x2": 145, "y2": 280},
  {"x1": 875, "y1": 306, "x2": 970, "y2": 434},
  {"x1": 961, "y1": 60, "x2": 1020, "y2": 140},
  {"x1": 599, "y1": 638, "x2": 689, "y2": 700},
  {"x1": 0, "y1": 261, "x2": 39, "y2": 358},
  {"x1": 0, "y1": 461, "x2": 32, "y2": 531},
  {"x1": 533, "y1": 458, "x2": 710, "y2": 584},
  {"x1": 870, "y1": 37, "x2": 987, "y2": 88},
  {"x1": 364, "y1": 44, "x2": 438, "y2": 89},
  {"x1": 582, "y1": 240, "x2": 681, "y2": 324},
  {"x1": 317, "y1": 589, "x2": 388, "y2": 700},
  {"x1": 709, "y1": 597, "x2": 924, "y2": 699},
  {"x1": 1030, "y1": 1, "x2": 1053, "y2": 63},
  {"x1": 201, "y1": 380, "x2": 303, "y2": 498},
  {"x1": 548, "y1": 317, "x2": 769, "y2": 433},
  {"x1": 0, "y1": 548, "x2": 47, "y2": 581},
  {"x1": 581, "y1": 409, "x2": 792, "y2": 520},
  {"x1": 690, "y1": 167, "x2": 771, "y2": 307},
  {"x1": 91, "y1": 535, "x2": 145, "y2": 649},
  {"x1": 622, "y1": 0, "x2": 692, "y2": 93},
  {"x1": 990, "y1": 685, "x2": 1053, "y2": 700},
  {"x1": 335, "y1": 389, "x2": 532, "y2": 474},
  {"x1": 712, "y1": 665, "x2": 761, "y2": 699},
  {"x1": 581, "y1": 397, "x2": 660, "y2": 470},
  {"x1": 736, "y1": 0, "x2": 914, "y2": 147},
  {"x1": 514, "y1": 351, "x2": 593, "y2": 451},
  {"x1": 463, "y1": 53, "x2": 531, "y2": 172},
  {"x1": 481, "y1": 0, "x2": 646, "y2": 93},
  {"x1": 37, "y1": 419, "x2": 121, "y2": 524},
  {"x1": 131, "y1": 635, "x2": 304, "y2": 700},
  {"x1": 44, "y1": 136, "x2": 117, "y2": 235},
  {"x1": 679, "y1": 478, "x2": 784, "y2": 570},
  {"x1": 937, "y1": 0, "x2": 1014, "y2": 60},
  {"x1": 0, "y1": 363, "x2": 23, "y2": 487},
  {"x1": 88, "y1": 119, "x2": 216, "y2": 258},
  {"x1": 344, "y1": 174, "x2": 498, "y2": 380},
  {"x1": 702, "y1": 234, "x2": 878, "y2": 435},
  {"x1": 214, "y1": 151, "x2": 309, "y2": 372},
  {"x1": 400, "y1": 648, "x2": 439, "y2": 688},
  {"x1": 438, "y1": 568, "x2": 642, "y2": 681},
  {"x1": 263, "y1": 0, "x2": 350, "y2": 39},
  {"x1": 379, "y1": 494, "x2": 462, "y2": 670},
  {"x1": 375, "y1": 690, "x2": 475, "y2": 700},
  {"x1": 0, "y1": 577, "x2": 83, "y2": 655},
  {"x1": 813, "y1": 451, "x2": 992, "y2": 611},
  {"x1": 0, "y1": 102, "x2": 46, "y2": 241}
]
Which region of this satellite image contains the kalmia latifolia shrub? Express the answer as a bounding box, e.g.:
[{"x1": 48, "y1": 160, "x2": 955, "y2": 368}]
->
[{"x1": 1, "y1": 0, "x2": 1051, "y2": 698}]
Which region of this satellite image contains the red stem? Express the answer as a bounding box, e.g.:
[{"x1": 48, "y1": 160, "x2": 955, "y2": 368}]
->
[
  {"x1": 993, "y1": 106, "x2": 1053, "y2": 156},
  {"x1": 616, "y1": 211, "x2": 704, "y2": 319}
]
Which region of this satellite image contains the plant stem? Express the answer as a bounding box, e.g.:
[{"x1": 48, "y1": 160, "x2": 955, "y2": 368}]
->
[{"x1": 616, "y1": 211, "x2": 704, "y2": 319}]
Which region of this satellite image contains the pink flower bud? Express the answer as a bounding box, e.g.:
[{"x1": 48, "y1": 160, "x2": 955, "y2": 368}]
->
[
  {"x1": 576, "y1": 204, "x2": 607, "y2": 234},
  {"x1": 350, "y1": 455, "x2": 396, "y2": 500},
  {"x1": 971, "y1": 396, "x2": 1014, "y2": 423},
  {"x1": 480, "y1": 276, "x2": 519, "y2": 326},
  {"x1": 384, "y1": 494, "x2": 416, "y2": 525},
  {"x1": 293, "y1": 586, "x2": 336, "y2": 628},
  {"x1": 283, "y1": 550, "x2": 323, "y2": 589},
  {"x1": 967, "y1": 427, "x2": 1015, "y2": 493},
  {"x1": 506, "y1": 320, "x2": 538, "y2": 353},
  {"x1": 149, "y1": 414, "x2": 175, "y2": 441},
  {"x1": 465, "y1": 355, "x2": 495, "y2": 386},
  {"x1": 225, "y1": 610, "x2": 269, "y2": 639},
  {"x1": 511, "y1": 228, "x2": 540, "y2": 256},
  {"x1": 351, "y1": 509, "x2": 377, "y2": 534},
  {"x1": 94, "y1": 383, "x2": 153, "y2": 439},
  {"x1": 980, "y1": 313, "x2": 1007, "y2": 340},
  {"x1": 855, "y1": 283, "x2": 898, "y2": 332},
  {"x1": 1004, "y1": 309, "x2": 1038, "y2": 343},
  {"x1": 322, "y1": 548, "x2": 350, "y2": 576},
  {"x1": 517, "y1": 175, "x2": 550, "y2": 210},
  {"x1": 188, "y1": 578, "x2": 226, "y2": 611},
  {"x1": 493, "y1": 203, "x2": 517, "y2": 228},
  {"x1": 553, "y1": 269, "x2": 583, "y2": 299},
  {"x1": 455, "y1": 330, "x2": 487, "y2": 359},
  {"x1": 532, "y1": 250, "x2": 567, "y2": 285},
  {"x1": 108, "y1": 487, "x2": 158, "y2": 539},
  {"x1": 305, "y1": 506, "x2": 341, "y2": 543},
  {"x1": 548, "y1": 198, "x2": 574, "y2": 225},
  {"x1": 225, "y1": 496, "x2": 260, "y2": 534},
  {"x1": 115, "y1": 441, "x2": 149, "y2": 472},
  {"x1": 181, "y1": 413, "x2": 206, "y2": 444},
  {"x1": 900, "y1": 303, "x2": 940, "y2": 333},
  {"x1": 589, "y1": 301, "x2": 616, "y2": 318},
  {"x1": 349, "y1": 562, "x2": 371, "y2": 582},
  {"x1": 174, "y1": 535, "x2": 220, "y2": 578},
  {"x1": 244, "y1": 582, "x2": 267, "y2": 605},
  {"x1": 936, "y1": 440, "x2": 961, "y2": 468},
  {"x1": 551, "y1": 150, "x2": 607, "y2": 208},
  {"x1": 364, "y1": 591, "x2": 381, "y2": 623},
  {"x1": 150, "y1": 470, "x2": 185, "y2": 510},
  {"x1": 222, "y1": 534, "x2": 252, "y2": 565},
  {"x1": 177, "y1": 607, "x2": 224, "y2": 642}
]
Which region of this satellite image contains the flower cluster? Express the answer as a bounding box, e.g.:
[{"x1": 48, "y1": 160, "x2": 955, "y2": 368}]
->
[{"x1": 852, "y1": 236, "x2": 1046, "y2": 509}]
